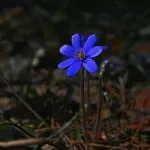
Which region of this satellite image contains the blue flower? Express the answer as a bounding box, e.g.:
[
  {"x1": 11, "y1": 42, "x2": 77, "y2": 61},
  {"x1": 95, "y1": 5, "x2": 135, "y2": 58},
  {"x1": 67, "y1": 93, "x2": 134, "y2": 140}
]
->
[{"x1": 58, "y1": 33, "x2": 107, "y2": 76}]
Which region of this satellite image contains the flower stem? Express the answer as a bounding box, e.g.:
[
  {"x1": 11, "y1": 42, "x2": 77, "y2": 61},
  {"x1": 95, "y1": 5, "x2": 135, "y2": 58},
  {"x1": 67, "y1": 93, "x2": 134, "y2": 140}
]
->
[
  {"x1": 80, "y1": 68, "x2": 87, "y2": 141},
  {"x1": 95, "y1": 74, "x2": 103, "y2": 140},
  {"x1": 87, "y1": 73, "x2": 90, "y2": 106}
]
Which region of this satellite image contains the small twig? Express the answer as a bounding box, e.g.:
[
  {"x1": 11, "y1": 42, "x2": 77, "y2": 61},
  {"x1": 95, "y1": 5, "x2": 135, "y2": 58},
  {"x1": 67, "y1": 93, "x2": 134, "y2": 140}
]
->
[
  {"x1": 60, "y1": 134, "x2": 72, "y2": 148},
  {"x1": 0, "y1": 121, "x2": 34, "y2": 138},
  {"x1": 88, "y1": 142, "x2": 128, "y2": 150},
  {"x1": 13, "y1": 93, "x2": 49, "y2": 126},
  {"x1": 48, "y1": 112, "x2": 79, "y2": 139},
  {"x1": 69, "y1": 141, "x2": 129, "y2": 150},
  {"x1": 119, "y1": 77, "x2": 126, "y2": 105},
  {"x1": 0, "y1": 112, "x2": 79, "y2": 148},
  {"x1": 0, "y1": 76, "x2": 48, "y2": 127},
  {"x1": 133, "y1": 142, "x2": 150, "y2": 148},
  {"x1": 104, "y1": 84, "x2": 120, "y2": 98},
  {"x1": 130, "y1": 119, "x2": 147, "y2": 143}
]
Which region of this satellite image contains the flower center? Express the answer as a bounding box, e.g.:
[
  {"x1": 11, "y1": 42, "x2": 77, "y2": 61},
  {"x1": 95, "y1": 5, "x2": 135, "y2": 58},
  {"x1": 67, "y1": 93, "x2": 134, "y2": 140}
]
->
[{"x1": 76, "y1": 51, "x2": 85, "y2": 60}]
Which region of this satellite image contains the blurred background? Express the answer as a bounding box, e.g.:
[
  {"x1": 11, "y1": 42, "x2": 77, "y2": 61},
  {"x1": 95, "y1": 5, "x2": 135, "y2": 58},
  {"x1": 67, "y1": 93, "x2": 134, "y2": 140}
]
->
[
  {"x1": 0, "y1": 0, "x2": 150, "y2": 144},
  {"x1": 0, "y1": 0, "x2": 150, "y2": 67}
]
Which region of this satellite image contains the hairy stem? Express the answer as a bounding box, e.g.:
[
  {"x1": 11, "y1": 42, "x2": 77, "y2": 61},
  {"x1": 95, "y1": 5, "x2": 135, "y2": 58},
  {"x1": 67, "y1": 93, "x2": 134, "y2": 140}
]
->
[
  {"x1": 95, "y1": 74, "x2": 103, "y2": 140},
  {"x1": 87, "y1": 72, "x2": 90, "y2": 106},
  {"x1": 80, "y1": 68, "x2": 87, "y2": 141}
]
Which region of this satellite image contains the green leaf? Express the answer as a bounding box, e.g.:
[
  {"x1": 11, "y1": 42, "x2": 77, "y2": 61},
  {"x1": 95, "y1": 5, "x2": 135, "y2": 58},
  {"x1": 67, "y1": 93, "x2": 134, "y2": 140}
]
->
[{"x1": 71, "y1": 130, "x2": 82, "y2": 140}]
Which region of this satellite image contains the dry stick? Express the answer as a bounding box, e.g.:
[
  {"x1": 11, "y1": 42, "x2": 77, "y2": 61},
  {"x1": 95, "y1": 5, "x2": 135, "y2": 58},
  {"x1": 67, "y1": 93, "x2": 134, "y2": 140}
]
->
[
  {"x1": 0, "y1": 76, "x2": 48, "y2": 127},
  {"x1": 130, "y1": 119, "x2": 146, "y2": 143},
  {"x1": 48, "y1": 112, "x2": 79, "y2": 139},
  {"x1": 12, "y1": 93, "x2": 48, "y2": 126},
  {"x1": 0, "y1": 112, "x2": 78, "y2": 148},
  {"x1": 0, "y1": 138, "x2": 63, "y2": 149},
  {"x1": 0, "y1": 138, "x2": 48, "y2": 148},
  {"x1": 0, "y1": 121, "x2": 34, "y2": 138},
  {"x1": 80, "y1": 68, "x2": 87, "y2": 141},
  {"x1": 87, "y1": 143, "x2": 128, "y2": 150},
  {"x1": 119, "y1": 77, "x2": 125, "y2": 105}
]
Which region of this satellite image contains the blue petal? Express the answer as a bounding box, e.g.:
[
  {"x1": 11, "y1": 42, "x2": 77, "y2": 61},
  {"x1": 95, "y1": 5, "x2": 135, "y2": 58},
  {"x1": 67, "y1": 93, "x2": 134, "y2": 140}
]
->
[
  {"x1": 58, "y1": 58, "x2": 77, "y2": 69},
  {"x1": 86, "y1": 46, "x2": 107, "y2": 58},
  {"x1": 60, "y1": 45, "x2": 74, "y2": 57},
  {"x1": 67, "y1": 61, "x2": 81, "y2": 76},
  {"x1": 82, "y1": 58, "x2": 98, "y2": 73},
  {"x1": 72, "y1": 34, "x2": 81, "y2": 51},
  {"x1": 83, "y1": 34, "x2": 97, "y2": 53},
  {"x1": 81, "y1": 35, "x2": 87, "y2": 47}
]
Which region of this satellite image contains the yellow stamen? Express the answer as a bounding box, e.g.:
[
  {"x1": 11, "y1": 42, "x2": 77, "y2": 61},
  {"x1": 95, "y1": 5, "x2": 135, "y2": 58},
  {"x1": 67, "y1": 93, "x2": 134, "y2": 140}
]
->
[{"x1": 76, "y1": 51, "x2": 85, "y2": 60}]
